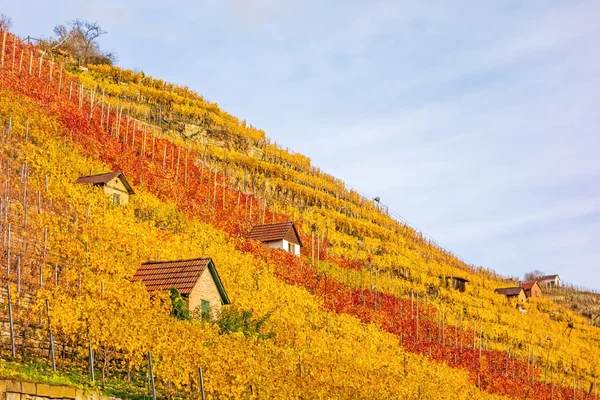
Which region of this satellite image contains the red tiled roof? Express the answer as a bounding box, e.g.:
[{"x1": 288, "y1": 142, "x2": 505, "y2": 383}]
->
[
  {"x1": 522, "y1": 282, "x2": 537, "y2": 290},
  {"x1": 133, "y1": 258, "x2": 211, "y2": 295},
  {"x1": 76, "y1": 171, "x2": 120, "y2": 185},
  {"x1": 76, "y1": 171, "x2": 135, "y2": 194},
  {"x1": 248, "y1": 222, "x2": 302, "y2": 246},
  {"x1": 495, "y1": 287, "x2": 524, "y2": 296}
]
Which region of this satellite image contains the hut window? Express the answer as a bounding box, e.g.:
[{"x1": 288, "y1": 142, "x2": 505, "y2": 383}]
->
[
  {"x1": 288, "y1": 243, "x2": 295, "y2": 253},
  {"x1": 112, "y1": 193, "x2": 121, "y2": 204},
  {"x1": 201, "y1": 300, "x2": 210, "y2": 316}
]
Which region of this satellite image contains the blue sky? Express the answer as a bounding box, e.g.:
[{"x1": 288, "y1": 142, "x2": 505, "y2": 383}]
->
[{"x1": 3, "y1": 1, "x2": 600, "y2": 289}]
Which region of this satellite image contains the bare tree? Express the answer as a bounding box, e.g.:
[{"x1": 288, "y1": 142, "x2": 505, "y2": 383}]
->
[
  {"x1": 52, "y1": 19, "x2": 115, "y2": 65},
  {"x1": 524, "y1": 270, "x2": 545, "y2": 283},
  {"x1": 0, "y1": 13, "x2": 12, "y2": 31}
]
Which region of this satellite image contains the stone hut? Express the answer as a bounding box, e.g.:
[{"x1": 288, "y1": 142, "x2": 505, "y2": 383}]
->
[
  {"x1": 494, "y1": 287, "x2": 526, "y2": 302},
  {"x1": 522, "y1": 282, "x2": 543, "y2": 298},
  {"x1": 538, "y1": 274, "x2": 561, "y2": 288},
  {"x1": 76, "y1": 171, "x2": 135, "y2": 205},
  {"x1": 133, "y1": 258, "x2": 230, "y2": 318},
  {"x1": 248, "y1": 221, "x2": 303, "y2": 256}
]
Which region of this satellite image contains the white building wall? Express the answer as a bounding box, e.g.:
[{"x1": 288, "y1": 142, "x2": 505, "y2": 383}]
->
[
  {"x1": 539, "y1": 276, "x2": 561, "y2": 288},
  {"x1": 264, "y1": 239, "x2": 301, "y2": 256},
  {"x1": 264, "y1": 239, "x2": 285, "y2": 251}
]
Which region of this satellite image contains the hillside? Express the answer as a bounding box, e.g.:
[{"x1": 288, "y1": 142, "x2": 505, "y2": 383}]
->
[
  {"x1": 0, "y1": 30, "x2": 599, "y2": 399},
  {"x1": 545, "y1": 286, "x2": 600, "y2": 328}
]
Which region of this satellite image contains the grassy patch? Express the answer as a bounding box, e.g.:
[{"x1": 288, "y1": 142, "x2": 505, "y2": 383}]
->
[{"x1": 0, "y1": 358, "x2": 154, "y2": 399}]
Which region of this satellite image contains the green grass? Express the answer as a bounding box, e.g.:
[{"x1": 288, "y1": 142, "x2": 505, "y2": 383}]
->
[
  {"x1": 0, "y1": 356, "x2": 159, "y2": 399},
  {"x1": 0, "y1": 357, "x2": 84, "y2": 388}
]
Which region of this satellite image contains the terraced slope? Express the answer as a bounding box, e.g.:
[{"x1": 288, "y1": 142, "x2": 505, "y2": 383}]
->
[{"x1": 0, "y1": 31, "x2": 598, "y2": 399}]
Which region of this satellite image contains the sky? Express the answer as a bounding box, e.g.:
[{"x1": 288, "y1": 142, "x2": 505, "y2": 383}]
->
[{"x1": 3, "y1": 0, "x2": 600, "y2": 289}]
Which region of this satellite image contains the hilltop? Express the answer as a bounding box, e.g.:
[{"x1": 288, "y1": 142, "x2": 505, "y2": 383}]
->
[{"x1": 0, "y1": 29, "x2": 599, "y2": 399}]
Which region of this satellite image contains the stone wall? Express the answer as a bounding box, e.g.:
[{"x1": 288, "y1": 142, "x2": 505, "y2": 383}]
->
[
  {"x1": 189, "y1": 267, "x2": 222, "y2": 318},
  {"x1": 0, "y1": 379, "x2": 116, "y2": 400},
  {"x1": 0, "y1": 320, "x2": 51, "y2": 358},
  {"x1": 0, "y1": 285, "x2": 76, "y2": 359},
  {"x1": 0, "y1": 286, "x2": 34, "y2": 308}
]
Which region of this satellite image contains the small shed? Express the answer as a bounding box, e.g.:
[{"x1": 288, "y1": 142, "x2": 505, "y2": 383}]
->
[
  {"x1": 494, "y1": 287, "x2": 526, "y2": 302},
  {"x1": 248, "y1": 222, "x2": 303, "y2": 256},
  {"x1": 76, "y1": 171, "x2": 135, "y2": 205},
  {"x1": 538, "y1": 274, "x2": 561, "y2": 288},
  {"x1": 450, "y1": 277, "x2": 469, "y2": 292},
  {"x1": 522, "y1": 282, "x2": 543, "y2": 298},
  {"x1": 133, "y1": 258, "x2": 230, "y2": 318}
]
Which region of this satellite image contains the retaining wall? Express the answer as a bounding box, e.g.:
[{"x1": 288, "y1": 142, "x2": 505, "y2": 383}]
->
[{"x1": 0, "y1": 379, "x2": 116, "y2": 400}]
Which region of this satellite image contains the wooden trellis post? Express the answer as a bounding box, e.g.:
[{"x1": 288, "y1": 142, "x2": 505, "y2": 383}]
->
[
  {"x1": 16, "y1": 256, "x2": 20, "y2": 294},
  {"x1": 176, "y1": 146, "x2": 181, "y2": 179},
  {"x1": 416, "y1": 292, "x2": 419, "y2": 341},
  {"x1": 151, "y1": 133, "x2": 155, "y2": 161},
  {"x1": 442, "y1": 312, "x2": 445, "y2": 345},
  {"x1": 184, "y1": 147, "x2": 189, "y2": 186},
  {"x1": 213, "y1": 168, "x2": 218, "y2": 206},
  {"x1": 1, "y1": 30, "x2": 6, "y2": 68},
  {"x1": 479, "y1": 321, "x2": 483, "y2": 363},
  {"x1": 142, "y1": 126, "x2": 147, "y2": 157},
  {"x1": 7, "y1": 283, "x2": 16, "y2": 357},
  {"x1": 58, "y1": 64, "x2": 63, "y2": 95},
  {"x1": 18, "y1": 49, "x2": 23, "y2": 73},
  {"x1": 315, "y1": 231, "x2": 322, "y2": 270},
  {"x1": 7, "y1": 223, "x2": 10, "y2": 274},
  {"x1": 100, "y1": 90, "x2": 105, "y2": 126},
  {"x1": 311, "y1": 229, "x2": 315, "y2": 267},
  {"x1": 38, "y1": 53, "x2": 43, "y2": 78},
  {"x1": 89, "y1": 343, "x2": 95, "y2": 381},
  {"x1": 473, "y1": 319, "x2": 476, "y2": 350},
  {"x1": 46, "y1": 300, "x2": 56, "y2": 371},
  {"x1": 198, "y1": 367, "x2": 206, "y2": 400},
  {"x1": 148, "y1": 352, "x2": 157, "y2": 400},
  {"x1": 171, "y1": 146, "x2": 175, "y2": 169},
  {"x1": 79, "y1": 83, "x2": 84, "y2": 110},
  {"x1": 12, "y1": 33, "x2": 18, "y2": 70},
  {"x1": 506, "y1": 346, "x2": 510, "y2": 376}
]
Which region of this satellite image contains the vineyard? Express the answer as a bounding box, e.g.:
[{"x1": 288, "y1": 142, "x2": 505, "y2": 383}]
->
[{"x1": 0, "y1": 29, "x2": 599, "y2": 399}]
